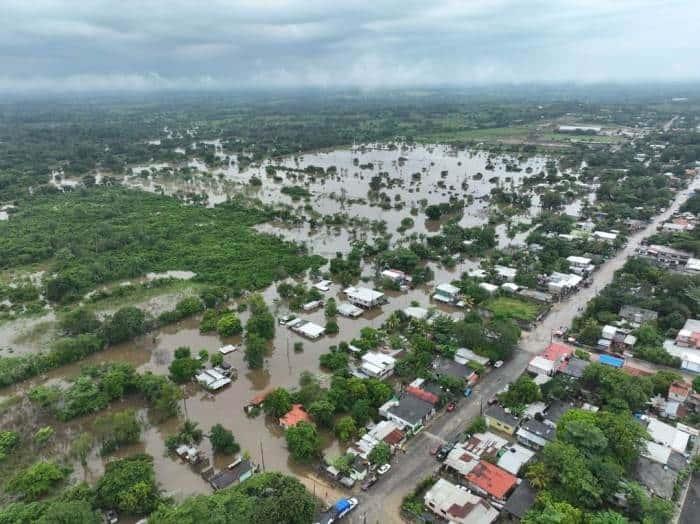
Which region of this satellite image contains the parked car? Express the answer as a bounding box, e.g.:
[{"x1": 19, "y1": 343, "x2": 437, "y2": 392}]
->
[
  {"x1": 493, "y1": 360, "x2": 504, "y2": 368},
  {"x1": 446, "y1": 401, "x2": 456, "y2": 412},
  {"x1": 377, "y1": 463, "x2": 391, "y2": 475},
  {"x1": 436, "y1": 442, "x2": 456, "y2": 461},
  {"x1": 361, "y1": 475, "x2": 377, "y2": 491},
  {"x1": 339, "y1": 476, "x2": 355, "y2": 488},
  {"x1": 430, "y1": 444, "x2": 440, "y2": 456}
]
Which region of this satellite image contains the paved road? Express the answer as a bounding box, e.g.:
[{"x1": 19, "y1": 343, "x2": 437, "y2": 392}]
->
[{"x1": 349, "y1": 179, "x2": 699, "y2": 524}]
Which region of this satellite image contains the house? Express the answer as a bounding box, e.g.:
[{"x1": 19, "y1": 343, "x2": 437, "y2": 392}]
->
[
  {"x1": 528, "y1": 356, "x2": 556, "y2": 376},
  {"x1": 682, "y1": 351, "x2": 700, "y2": 373},
  {"x1": 381, "y1": 269, "x2": 412, "y2": 286},
  {"x1": 497, "y1": 444, "x2": 535, "y2": 476},
  {"x1": 379, "y1": 394, "x2": 435, "y2": 433},
  {"x1": 518, "y1": 288, "x2": 552, "y2": 304},
  {"x1": 195, "y1": 368, "x2": 232, "y2": 391},
  {"x1": 495, "y1": 265, "x2": 517, "y2": 282},
  {"x1": 349, "y1": 420, "x2": 405, "y2": 459},
  {"x1": 503, "y1": 480, "x2": 537, "y2": 521},
  {"x1": 479, "y1": 282, "x2": 499, "y2": 295},
  {"x1": 433, "y1": 357, "x2": 479, "y2": 385},
  {"x1": 619, "y1": 305, "x2": 659, "y2": 326},
  {"x1": 601, "y1": 324, "x2": 618, "y2": 340},
  {"x1": 593, "y1": 230, "x2": 618, "y2": 242},
  {"x1": 669, "y1": 381, "x2": 691, "y2": 403},
  {"x1": 279, "y1": 404, "x2": 311, "y2": 429},
  {"x1": 546, "y1": 272, "x2": 583, "y2": 295},
  {"x1": 287, "y1": 318, "x2": 325, "y2": 339},
  {"x1": 302, "y1": 300, "x2": 323, "y2": 312},
  {"x1": 433, "y1": 283, "x2": 462, "y2": 305},
  {"x1": 466, "y1": 460, "x2": 518, "y2": 502},
  {"x1": 337, "y1": 302, "x2": 363, "y2": 318},
  {"x1": 343, "y1": 286, "x2": 385, "y2": 309},
  {"x1": 637, "y1": 244, "x2": 691, "y2": 265},
  {"x1": 209, "y1": 459, "x2": 255, "y2": 490},
  {"x1": 566, "y1": 255, "x2": 595, "y2": 275},
  {"x1": 424, "y1": 478, "x2": 499, "y2": 524},
  {"x1": 360, "y1": 351, "x2": 396, "y2": 379},
  {"x1": 484, "y1": 405, "x2": 519, "y2": 435},
  {"x1": 462, "y1": 432, "x2": 508, "y2": 459},
  {"x1": 558, "y1": 357, "x2": 590, "y2": 378},
  {"x1": 444, "y1": 444, "x2": 479, "y2": 476},
  {"x1": 675, "y1": 319, "x2": 700, "y2": 348},
  {"x1": 405, "y1": 385, "x2": 440, "y2": 406},
  {"x1": 454, "y1": 347, "x2": 490, "y2": 367},
  {"x1": 634, "y1": 456, "x2": 679, "y2": 499},
  {"x1": 645, "y1": 417, "x2": 691, "y2": 454},
  {"x1": 403, "y1": 306, "x2": 429, "y2": 320},
  {"x1": 501, "y1": 282, "x2": 520, "y2": 293},
  {"x1": 516, "y1": 419, "x2": 556, "y2": 450},
  {"x1": 528, "y1": 342, "x2": 574, "y2": 376}
]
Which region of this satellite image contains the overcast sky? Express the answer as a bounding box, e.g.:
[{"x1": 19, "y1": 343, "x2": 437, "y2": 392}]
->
[{"x1": 1, "y1": 0, "x2": 698, "y2": 92}]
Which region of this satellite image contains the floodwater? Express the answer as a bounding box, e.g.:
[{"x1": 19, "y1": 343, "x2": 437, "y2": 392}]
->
[
  {"x1": 1, "y1": 142, "x2": 594, "y2": 501},
  {"x1": 0, "y1": 273, "x2": 467, "y2": 501}
]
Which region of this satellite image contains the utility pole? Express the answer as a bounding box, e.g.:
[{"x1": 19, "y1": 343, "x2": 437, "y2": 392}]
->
[
  {"x1": 182, "y1": 386, "x2": 189, "y2": 420},
  {"x1": 259, "y1": 441, "x2": 266, "y2": 471}
]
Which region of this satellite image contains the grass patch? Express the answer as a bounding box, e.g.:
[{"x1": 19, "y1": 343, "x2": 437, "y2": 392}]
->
[
  {"x1": 484, "y1": 296, "x2": 539, "y2": 322},
  {"x1": 416, "y1": 126, "x2": 533, "y2": 143}
]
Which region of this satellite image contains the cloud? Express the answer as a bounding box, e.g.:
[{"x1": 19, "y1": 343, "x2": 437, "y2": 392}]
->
[{"x1": 0, "y1": 0, "x2": 698, "y2": 92}]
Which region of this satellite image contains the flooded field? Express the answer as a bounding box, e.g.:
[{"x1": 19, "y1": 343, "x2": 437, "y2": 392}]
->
[{"x1": 1, "y1": 142, "x2": 592, "y2": 501}]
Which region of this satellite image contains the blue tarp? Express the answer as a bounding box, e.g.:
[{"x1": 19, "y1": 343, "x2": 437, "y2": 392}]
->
[
  {"x1": 599, "y1": 354, "x2": 624, "y2": 368},
  {"x1": 334, "y1": 499, "x2": 350, "y2": 513}
]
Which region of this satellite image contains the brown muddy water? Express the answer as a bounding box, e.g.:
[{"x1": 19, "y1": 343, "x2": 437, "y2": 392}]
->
[
  {"x1": 2, "y1": 143, "x2": 592, "y2": 501},
  {"x1": 0, "y1": 273, "x2": 465, "y2": 501}
]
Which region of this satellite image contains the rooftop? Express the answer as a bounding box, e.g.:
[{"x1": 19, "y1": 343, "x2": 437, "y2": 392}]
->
[
  {"x1": 279, "y1": 404, "x2": 311, "y2": 427},
  {"x1": 497, "y1": 444, "x2": 535, "y2": 475},
  {"x1": 634, "y1": 456, "x2": 678, "y2": 499},
  {"x1": 343, "y1": 286, "x2": 385, "y2": 302},
  {"x1": 484, "y1": 405, "x2": 519, "y2": 428},
  {"x1": 388, "y1": 394, "x2": 434, "y2": 426},
  {"x1": 433, "y1": 356, "x2": 472, "y2": 379},
  {"x1": 503, "y1": 480, "x2": 537, "y2": 519},
  {"x1": 424, "y1": 478, "x2": 498, "y2": 524},
  {"x1": 467, "y1": 460, "x2": 518, "y2": 499},
  {"x1": 405, "y1": 385, "x2": 440, "y2": 405},
  {"x1": 542, "y1": 342, "x2": 574, "y2": 361}
]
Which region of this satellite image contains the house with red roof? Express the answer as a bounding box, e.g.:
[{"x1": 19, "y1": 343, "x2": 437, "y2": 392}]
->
[
  {"x1": 279, "y1": 404, "x2": 311, "y2": 429},
  {"x1": 406, "y1": 385, "x2": 440, "y2": 405},
  {"x1": 466, "y1": 460, "x2": 518, "y2": 502},
  {"x1": 668, "y1": 381, "x2": 691, "y2": 403}
]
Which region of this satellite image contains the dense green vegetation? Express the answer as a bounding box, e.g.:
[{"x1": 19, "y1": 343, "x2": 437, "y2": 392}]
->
[{"x1": 0, "y1": 187, "x2": 323, "y2": 303}]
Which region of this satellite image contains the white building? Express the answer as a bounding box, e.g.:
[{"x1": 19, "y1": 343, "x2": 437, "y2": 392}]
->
[
  {"x1": 479, "y1": 282, "x2": 499, "y2": 295},
  {"x1": 454, "y1": 348, "x2": 490, "y2": 367},
  {"x1": 528, "y1": 356, "x2": 556, "y2": 376},
  {"x1": 497, "y1": 444, "x2": 535, "y2": 475},
  {"x1": 403, "y1": 306, "x2": 430, "y2": 320},
  {"x1": 645, "y1": 417, "x2": 691, "y2": 454},
  {"x1": 196, "y1": 368, "x2": 232, "y2": 391},
  {"x1": 360, "y1": 351, "x2": 396, "y2": 379},
  {"x1": 593, "y1": 230, "x2": 618, "y2": 242},
  {"x1": 433, "y1": 283, "x2": 461, "y2": 304},
  {"x1": 287, "y1": 318, "x2": 325, "y2": 339},
  {"x1": 337, "y1": 302, "x2": 363, "y2": 318},
  {"x1": 494, "y1": 265, "x2": 517, "y2": 282},
  {"x1": 344, "y1": 286, "x2": 385, "y2": 308},
  {"x1": 424, "y1": 478, "x2": 499, "y2": 524}
]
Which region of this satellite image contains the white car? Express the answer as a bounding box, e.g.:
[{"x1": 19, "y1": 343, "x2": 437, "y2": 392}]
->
[
  {"x1": 493, "y1": 360, "x2": 504, "y2": 368},
  {"x1": 377, "y1": 463, "x2": 391, "y2": 475}
]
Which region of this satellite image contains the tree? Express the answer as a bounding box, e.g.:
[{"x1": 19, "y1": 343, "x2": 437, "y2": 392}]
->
[
  {"x1": 325, "y1": 319, "x2": 339, "y2": 334},
  {"x1": 71, "y1": 433, "x2": 94, "y2": 466},
  {"x1": 168, "y1": 347, "x2": 202, "y2": 384},
  {"x1": 578, "y1": 318, "x2": 601, "y2": 346},
  {"x1": 37, "y1": 500, "x2": 100, "y2": 524},
  {"x1": 368, "y1": 442, "x2": 391, "y2": 465},
  {"x1": 7, "y1": 461, "x2": 70, "y2": 500},
  {"x1": 499, "y1": 375, "x2": 541, "y2": 410},
  {"x1": 285, "y1": 421, "x2": 321, "y2": 463},
  {"x1": 246, "y1": 294, "x2": 275, "y2": 340},
  {"x1": 522, "y1": 497, "x2": 583, "y2": 524},
  {"x1": 148, "y1": 472, "x2": 314, "y2": 523},
  {"x1": 33, "y1": 426, "x2": 55, "y2": 447},
  {"x1": 319, "y1": 349, "x2": 348, "y2": 372},
  {"x1": 0, "y1": 430, "x2": 20, "y2": 461},
  {"x1": 216, "y1": 313, "x2": 242, "y2": 337},
  {"x1": 264, "y1": 388, "x2": 292, "y2": 418},
  {"x1": 541, "y1": 191, "x2": 564, "y2": 211},
  {"x1": 335, "y1": 416, "x2": 357, "y2": 441},
  {"x1": 210, "y1": 424, "x2": 240, "y2": 455},
  {"x1": 210, "y1": 352, "x2": 224, "y2": 367},
  {"x1": 351, "y1": 399, "x2": 371, "y2": 426},
  {"x1": 102, "y1": 307, "x2": 147, "y2": 345},
  {"x1": 94, "y1": 410, "x2": 142, "y2": 454},
  {"x1": 694, "y1": 375, "x2": 700, "y2": 393},
  {"x1": 96, "y1": 455, "x2": 160, "y2": 515},
  {"x1": 325, "y1": 298, "x2": 337, "y2": 318},
  {"x1": 308, "y1": 399, "x2": 336, "y2": 428},
  {"x1": 244, "y1": 333, "x2": 267, "y2": 369}
]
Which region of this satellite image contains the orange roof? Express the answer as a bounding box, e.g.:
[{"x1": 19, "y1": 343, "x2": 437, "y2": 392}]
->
[
  {"x1": 406, "y1": 385, "x2": 440, "y2": 405},
  {"x1": 542, "y1": 342, "x2": 574, "y2": 361},
  {"x1": 249, "y1": 389, "x2": 272, "y2": 406},
  {"x1": 669, "y1": 381, "x2": 691, "y2": 398},
  {"x1": 466, "y1": 460, "x2": 517, "y2": 499},
  {"x1": 279, "y1": 404, "x2": 311, "y2": 427},
  {"x1": 383, "y1": 428, "x2": 406, "y2": 446}
]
